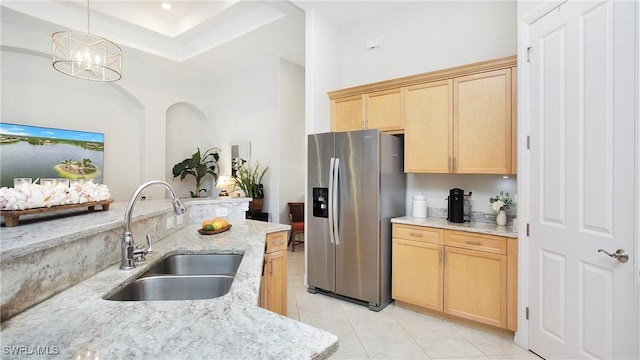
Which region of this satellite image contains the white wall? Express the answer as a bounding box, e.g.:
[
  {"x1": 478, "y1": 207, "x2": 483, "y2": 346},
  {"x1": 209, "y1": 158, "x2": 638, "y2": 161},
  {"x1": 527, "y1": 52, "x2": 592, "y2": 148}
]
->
[
  {"x1": 201, "y1": 58, "x2": 305, "y2": 224},
  {"x1": 165, "y1": 103, "x2": 217, "y2": 199},
  {"x1": 2, "y1": 9, "x2": 305, "y2": 223},
  {"x1": 340, "y1": 1, "x2": 517, "y2": 87},
  {"x1": 305, "y1": 9, "x2": 343, "y2": 135},
  {"x1": 277, "y1": 59, "x2": 305, "y2": 224},
  {"x1": 1, "y1": 49, "x2": 145, "y2": 201},
  {"x1": 1, "y1": 15, "x2": 209, "y2": 201},
  {"x1": 201, "y1": 58, "x2": 280, "y2": 220},
  {"x1": 306, "y1": 0, "x2": 517, "y2": 135},
  {"x1": 409, "y1": 173, "x2": 517, "y2": 219}
]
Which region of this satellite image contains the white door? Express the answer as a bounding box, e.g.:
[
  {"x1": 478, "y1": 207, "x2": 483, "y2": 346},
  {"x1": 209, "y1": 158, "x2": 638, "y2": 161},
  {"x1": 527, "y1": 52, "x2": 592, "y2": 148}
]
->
[{"x1": 527, "y1": 1, "x2": 637, "y2": 359}]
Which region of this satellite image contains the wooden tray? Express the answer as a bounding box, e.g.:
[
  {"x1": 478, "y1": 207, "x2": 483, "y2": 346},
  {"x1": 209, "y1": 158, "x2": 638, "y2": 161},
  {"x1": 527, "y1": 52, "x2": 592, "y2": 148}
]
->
[
  {"x1": 1, "y1": 199, "x2": 114, "y2": 227},
  {"x1": 198, "y1": 225, "x2": 232, "y2": 235}
]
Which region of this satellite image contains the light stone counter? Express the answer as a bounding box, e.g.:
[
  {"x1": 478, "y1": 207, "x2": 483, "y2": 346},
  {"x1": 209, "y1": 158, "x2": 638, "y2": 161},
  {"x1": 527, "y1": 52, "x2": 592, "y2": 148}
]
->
[
  {"x1": 0, "y1": 197, "x2": 251, "y2": 258},
  {"x1": 391, "y1": 216, "x2": 518, "y2": 238},
  {"x1": 0, "y1": 198, "x2": 252, "y2": 320},
  {"x1": 0, "y1": 220, "x2": 339, "y2": 359}
]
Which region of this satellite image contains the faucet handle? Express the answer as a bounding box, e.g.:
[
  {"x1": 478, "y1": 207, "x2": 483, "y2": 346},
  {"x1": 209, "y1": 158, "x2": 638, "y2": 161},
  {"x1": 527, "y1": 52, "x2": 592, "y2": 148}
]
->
[
  {"x1": 145, "y1": 234, "x2": 153, "y2": 253},
  {"x1": 133, "y1": 234, "x2": 153, "y2": 262}
]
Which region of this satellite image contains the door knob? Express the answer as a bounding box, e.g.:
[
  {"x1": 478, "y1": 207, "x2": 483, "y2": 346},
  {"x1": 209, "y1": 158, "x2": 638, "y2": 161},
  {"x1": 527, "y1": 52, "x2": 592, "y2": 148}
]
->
[{"x1": 597, "y1": 248, "x2": 629, "y2": 263}]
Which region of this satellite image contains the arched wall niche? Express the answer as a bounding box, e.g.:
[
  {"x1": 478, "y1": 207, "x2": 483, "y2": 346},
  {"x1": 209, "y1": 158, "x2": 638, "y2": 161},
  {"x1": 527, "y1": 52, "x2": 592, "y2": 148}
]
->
[
  {"x1": 1, "y1": 46, "x2": 145, "y2": 201},
  {"x1": 165, "y1": 102, "x2": 220, "y2": 198}
]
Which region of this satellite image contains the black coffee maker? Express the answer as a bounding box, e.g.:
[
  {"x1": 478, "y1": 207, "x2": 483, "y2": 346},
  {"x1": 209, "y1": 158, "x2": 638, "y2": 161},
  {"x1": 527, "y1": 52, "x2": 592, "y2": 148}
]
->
[{"x1": 448, "y1": 188, "x2": 465, "y2": 223}]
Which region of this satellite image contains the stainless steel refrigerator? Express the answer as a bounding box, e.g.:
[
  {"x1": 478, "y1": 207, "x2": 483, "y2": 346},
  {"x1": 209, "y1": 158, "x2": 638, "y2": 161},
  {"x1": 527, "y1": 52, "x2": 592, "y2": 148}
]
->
[{"x1": 307, "y1": 129, "x2": 406, "y2": 311}]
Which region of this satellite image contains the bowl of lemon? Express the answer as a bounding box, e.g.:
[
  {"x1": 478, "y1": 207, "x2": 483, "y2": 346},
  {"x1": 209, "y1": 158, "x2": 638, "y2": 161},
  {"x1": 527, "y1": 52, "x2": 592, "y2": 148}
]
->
[{"x1": 198, "y1": 217, "x2": 231, "y2": 235}]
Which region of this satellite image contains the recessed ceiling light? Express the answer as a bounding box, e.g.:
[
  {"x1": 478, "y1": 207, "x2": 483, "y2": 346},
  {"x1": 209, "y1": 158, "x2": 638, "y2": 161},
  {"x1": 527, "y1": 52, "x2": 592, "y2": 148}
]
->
[{"x1": 161, "y1": 3, "x2": 172, "y2": 10}]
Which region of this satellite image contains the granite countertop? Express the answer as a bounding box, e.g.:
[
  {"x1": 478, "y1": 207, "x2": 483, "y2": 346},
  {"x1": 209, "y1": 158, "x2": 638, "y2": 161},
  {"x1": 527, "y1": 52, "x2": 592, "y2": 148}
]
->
[
  {"x1": 0, "y1": 198, "x2": 249, "y2": 258},
  {"x1": 391, "y1": 216, "x2": 518, "y2": 238},
  {"x1": 0, "y1": 220, "x2": 338, "y2": 359}
]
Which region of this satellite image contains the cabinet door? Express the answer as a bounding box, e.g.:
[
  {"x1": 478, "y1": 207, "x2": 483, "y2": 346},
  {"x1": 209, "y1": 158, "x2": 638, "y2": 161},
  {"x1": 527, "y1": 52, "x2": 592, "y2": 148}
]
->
[
  {"x1": 444, "y1": 246, "x2": 507, "y2": 328},
  {"x1": 261, "y1": 250, "x2": 287, "y2": 316},
  {"x1": 265, "y1": 231, "x2": 287, "y2": 253},
  {"x1": 404, "y1": 80, "x2": 453, "y2": 173},
  {"x1": 392, "y1": 238, "x2": 443, "y2": 311},
  {"x1": 454, "y1": 69, "x2": 512, "y2": 174},
  {"x1": 510, "y1": 66, "x2": 518, "y2": 174},
  {"x1": 366, "y1": 88, "x2": 404, "y2": 132},
  {"x1": 331, "y1": 95, "x2": 364, "y2": 132}
]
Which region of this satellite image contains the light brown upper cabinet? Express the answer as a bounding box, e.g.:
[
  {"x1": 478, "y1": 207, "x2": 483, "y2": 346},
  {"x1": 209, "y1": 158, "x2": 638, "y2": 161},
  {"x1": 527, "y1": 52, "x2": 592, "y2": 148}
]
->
[
  {"x1": 405, "y1": 66, "x2": 516, "y2": 174},
  {"x1": 511, "y1": 67, "x2": 517, "y2": 174},
  {"x1": 405, "y1": 80, "x2": 453, "y2": 173},
  {"x1": 331, "y1": 88, "x2": 404, "y2": 133},
  {"x1": 454, "y1": 68, "x2": 513, "y2": 174},
  {"x1": 365, "y1": 88, "x2": 404, "y2": 132},
  {"x1": 331, "y1": 95, "x2": 364, "y2": 132},
  {"x1": 328, "y1": 55, "x2": 517, "y2": 173}
]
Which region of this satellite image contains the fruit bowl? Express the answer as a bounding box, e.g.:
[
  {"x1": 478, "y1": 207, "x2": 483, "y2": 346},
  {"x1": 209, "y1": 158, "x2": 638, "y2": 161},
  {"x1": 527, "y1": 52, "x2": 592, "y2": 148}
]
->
[{"x1": 198, "y1": 225, "x2": 232, "y2": 235}]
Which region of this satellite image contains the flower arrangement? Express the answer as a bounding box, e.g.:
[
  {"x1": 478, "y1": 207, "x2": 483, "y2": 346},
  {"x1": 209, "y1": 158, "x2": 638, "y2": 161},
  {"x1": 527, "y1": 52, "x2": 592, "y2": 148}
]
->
[
  {"x1": 232, "y1": 158, "x2": 268, "y2": 199},
  {"x1": 489, "y1": 191, "x2": 513, "y2": 213}
]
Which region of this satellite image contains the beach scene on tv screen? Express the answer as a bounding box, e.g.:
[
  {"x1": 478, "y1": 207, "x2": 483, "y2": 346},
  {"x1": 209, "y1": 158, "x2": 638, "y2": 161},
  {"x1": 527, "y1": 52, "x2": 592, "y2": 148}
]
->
[{"x1": 0, "y1": 122, "x2": 104, "y2": 188}]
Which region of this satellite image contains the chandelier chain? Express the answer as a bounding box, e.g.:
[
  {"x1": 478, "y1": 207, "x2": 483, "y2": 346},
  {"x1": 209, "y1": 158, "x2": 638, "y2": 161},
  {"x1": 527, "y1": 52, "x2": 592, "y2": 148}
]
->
[{"x1": 87, "y1": 0, "x2": 90, "y2": 34}]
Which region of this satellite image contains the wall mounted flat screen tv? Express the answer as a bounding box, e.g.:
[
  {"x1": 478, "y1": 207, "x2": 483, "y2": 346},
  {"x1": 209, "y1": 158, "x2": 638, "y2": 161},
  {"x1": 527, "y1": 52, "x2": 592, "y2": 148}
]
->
[{"x1": 0, "y1": 122, "x2": 104, "y2": 188}]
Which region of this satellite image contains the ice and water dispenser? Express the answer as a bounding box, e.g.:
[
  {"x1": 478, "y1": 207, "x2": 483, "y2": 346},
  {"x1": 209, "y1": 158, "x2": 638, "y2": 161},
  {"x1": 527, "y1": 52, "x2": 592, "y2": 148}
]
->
[{"x1": 312, "y1": 188, "x2": 329, "y2": 218}]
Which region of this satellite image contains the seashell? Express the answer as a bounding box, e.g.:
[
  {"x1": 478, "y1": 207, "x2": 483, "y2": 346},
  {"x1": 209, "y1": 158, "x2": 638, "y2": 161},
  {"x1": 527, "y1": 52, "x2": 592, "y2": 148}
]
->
[{"x1": 29, "y1": 190, "x2": 45, "y2": 208}]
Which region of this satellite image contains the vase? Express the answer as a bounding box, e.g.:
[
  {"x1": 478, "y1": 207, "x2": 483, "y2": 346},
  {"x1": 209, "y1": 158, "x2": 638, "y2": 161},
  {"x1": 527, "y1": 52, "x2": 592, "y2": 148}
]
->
[
  {"x1": 496, "y1": 209, "x2": 507, "y2": 226},
  {"x1": 249, "y1": 198, "x2": 264, "y2": 213}
]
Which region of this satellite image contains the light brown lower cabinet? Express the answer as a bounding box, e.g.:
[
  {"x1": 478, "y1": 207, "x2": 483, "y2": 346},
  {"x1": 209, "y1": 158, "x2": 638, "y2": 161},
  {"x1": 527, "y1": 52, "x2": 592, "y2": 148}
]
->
[
  {"x1": 392, "y1": 226, "x2": 444, "y2": 311},
  {"x1": 260, "y1": 231, "x2": 287, "y2": 316},
  {"x1": 392, "y1": 224, "x2": 518, "y2": 331},
  {"x1": 444, "y1": 246, "x2": 507, "y2": 328}
]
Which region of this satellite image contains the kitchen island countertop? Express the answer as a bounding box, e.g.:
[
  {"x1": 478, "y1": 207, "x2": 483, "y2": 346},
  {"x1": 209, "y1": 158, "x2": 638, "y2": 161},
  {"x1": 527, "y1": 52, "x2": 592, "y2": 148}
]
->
[
  {"x1": 0, "y1": 219, "x2": 338, "y2": 359},
  {"x1": 391, "y1": 216, "x2": 518, "y2": 238}
]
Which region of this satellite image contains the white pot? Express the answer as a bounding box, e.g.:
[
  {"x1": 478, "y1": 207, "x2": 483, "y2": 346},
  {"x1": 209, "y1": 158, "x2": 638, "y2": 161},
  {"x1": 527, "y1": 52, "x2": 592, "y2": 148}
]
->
[
  {"x1": 496, "y1": 209, "x2": 507, "y2": 226},
  {"x1": 412, "y1": 192, "x2": 427, "y2": 218}
]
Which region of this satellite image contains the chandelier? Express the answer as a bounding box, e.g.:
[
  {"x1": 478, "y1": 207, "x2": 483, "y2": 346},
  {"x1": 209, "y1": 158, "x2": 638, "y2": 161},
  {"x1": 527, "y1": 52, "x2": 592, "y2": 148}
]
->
[{"x1": 52, "y1": 0, "x2": 122, "y2": 82}]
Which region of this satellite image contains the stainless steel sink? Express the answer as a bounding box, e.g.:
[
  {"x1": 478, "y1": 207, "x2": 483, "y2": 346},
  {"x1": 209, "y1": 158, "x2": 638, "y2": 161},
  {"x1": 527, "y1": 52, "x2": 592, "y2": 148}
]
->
[
  {"x1": 106, "y1": 275, "x2": 233, "y2": 301},
  {"x1": 143, "y1": 254, "x2": 243, "y2": 276},
  {"x1": 105, "y1": 254, "x2": 243, "y2": 301}
]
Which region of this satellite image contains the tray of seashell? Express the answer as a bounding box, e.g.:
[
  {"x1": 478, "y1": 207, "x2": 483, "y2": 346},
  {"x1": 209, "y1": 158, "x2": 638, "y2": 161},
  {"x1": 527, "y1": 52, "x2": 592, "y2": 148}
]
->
[{"x1": 0, "y1": 181, "x2": 113, "y2": 227}]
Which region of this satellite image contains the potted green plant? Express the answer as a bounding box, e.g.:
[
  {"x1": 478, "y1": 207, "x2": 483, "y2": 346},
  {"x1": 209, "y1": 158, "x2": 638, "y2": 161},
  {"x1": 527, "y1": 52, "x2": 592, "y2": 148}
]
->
[
  {"x1": 172, "y1": 147, "x2": 221, "y2": 197},
  {"x1": 232, "y1": 158, "x2": 268, "y2": 212}
]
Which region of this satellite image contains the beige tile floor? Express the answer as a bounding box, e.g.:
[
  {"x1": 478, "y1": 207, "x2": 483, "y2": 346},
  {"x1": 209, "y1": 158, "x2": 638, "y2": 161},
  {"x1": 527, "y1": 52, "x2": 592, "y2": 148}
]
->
[{"x1": 286, "y1": 248, "x2": 541, "y2": 360}]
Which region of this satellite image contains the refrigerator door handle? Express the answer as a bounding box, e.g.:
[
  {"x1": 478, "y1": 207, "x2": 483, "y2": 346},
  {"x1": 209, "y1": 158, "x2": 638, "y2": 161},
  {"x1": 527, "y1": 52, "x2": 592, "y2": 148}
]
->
[
  {"x1": 328, "y1": 157, "x2": 336, "y2": 245},
  {"x1": 332, "y1": 157, "x2": 340, "y2": 246}
]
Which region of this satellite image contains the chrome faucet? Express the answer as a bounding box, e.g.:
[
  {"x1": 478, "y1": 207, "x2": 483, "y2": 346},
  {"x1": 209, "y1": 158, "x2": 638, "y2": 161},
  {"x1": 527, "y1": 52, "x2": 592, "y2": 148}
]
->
[{"x1": 120, "y1": 180, "x2": 187, "y2": 270}]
